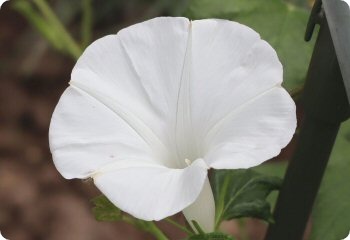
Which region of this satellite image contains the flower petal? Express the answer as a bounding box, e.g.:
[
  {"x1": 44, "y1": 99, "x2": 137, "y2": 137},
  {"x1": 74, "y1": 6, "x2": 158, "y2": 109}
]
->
[
  {"x1": 182, "y1": 177, "x2": 215, "y2": 232},
  {"x1": 49, "y1": 86, "x2": 157, "y2": 179},
  {"x1": 50, "y1": 17, "x2": 193, "y2": 179},
  {"x1": 69, "y1": 17, "x2": 191, "y2": 169},
  {"x1": 93, "y1": 159, "x2": 208, "y2": 221},
  {"x1": 189, "y1": 19, "x2": 296, "y2": 168},
  {"x1": 205, "y1": 88, "x2": 296, "y2": 169}
]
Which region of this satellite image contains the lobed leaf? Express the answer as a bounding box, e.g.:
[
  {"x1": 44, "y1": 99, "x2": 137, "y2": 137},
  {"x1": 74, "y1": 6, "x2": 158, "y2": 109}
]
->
[{"x1": 212, "y1": 169, "x2": 282, "y2": 227}]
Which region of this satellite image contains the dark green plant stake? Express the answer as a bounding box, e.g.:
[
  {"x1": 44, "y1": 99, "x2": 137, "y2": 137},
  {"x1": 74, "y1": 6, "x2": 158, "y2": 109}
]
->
[{"x1": 265, "y1": 0, "x2": 350, "y2": 239}]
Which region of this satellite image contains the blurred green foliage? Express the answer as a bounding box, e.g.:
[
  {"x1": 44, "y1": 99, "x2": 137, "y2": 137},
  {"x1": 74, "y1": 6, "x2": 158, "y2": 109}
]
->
[
  {"x1": 11, "y1": 0, "x2": 189, "y2": 59},
  {"x1": 309, "y1": 120, "x2": 350, "y2": 240},
  {"x1": 13, "y1": 0, "x2": 84, "y2": 59}
]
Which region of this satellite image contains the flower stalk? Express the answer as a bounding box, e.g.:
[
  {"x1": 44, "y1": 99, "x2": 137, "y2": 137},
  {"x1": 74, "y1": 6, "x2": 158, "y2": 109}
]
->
[
  {"x1": 122, "y1": 216, "x2": 169, "y2": 240},
  {"x1": 165, "y1": 218, "x2": 194, "y2": 235}
]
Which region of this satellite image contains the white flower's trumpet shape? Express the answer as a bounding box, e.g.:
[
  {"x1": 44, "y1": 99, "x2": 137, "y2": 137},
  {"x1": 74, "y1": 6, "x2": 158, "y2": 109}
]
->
[{"x1": 49, "y1": 17, "x2": 296, "y2": 232}]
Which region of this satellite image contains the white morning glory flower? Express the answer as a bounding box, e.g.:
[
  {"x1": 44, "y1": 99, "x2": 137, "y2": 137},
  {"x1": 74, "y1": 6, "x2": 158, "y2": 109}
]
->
[{"x1": 49, "y1": 17, "x2": 296, "y2": 232}]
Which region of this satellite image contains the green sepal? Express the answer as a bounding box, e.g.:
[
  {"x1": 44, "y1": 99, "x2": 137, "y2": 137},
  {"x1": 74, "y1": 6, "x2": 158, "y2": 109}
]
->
[{"x1": 91, "y1": 195, "x2": 122, "y2": 221}]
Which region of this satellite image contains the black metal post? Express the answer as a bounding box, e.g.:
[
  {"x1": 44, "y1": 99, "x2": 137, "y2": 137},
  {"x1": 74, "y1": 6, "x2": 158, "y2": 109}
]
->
[{"x1": 265, "y1": 4, "x2": 350, "y2": 239}]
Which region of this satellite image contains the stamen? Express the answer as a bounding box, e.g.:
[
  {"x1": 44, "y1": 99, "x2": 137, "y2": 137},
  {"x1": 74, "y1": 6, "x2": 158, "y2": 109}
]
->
[{"x1": 185, "y1": 158, "x2": 192, "y2": 166}]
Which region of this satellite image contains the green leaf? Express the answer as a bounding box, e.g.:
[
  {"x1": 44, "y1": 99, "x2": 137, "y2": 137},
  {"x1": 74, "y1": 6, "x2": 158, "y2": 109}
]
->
[
  {"x1": 253, "y1": 162, "x2": 288, "y2": 179},
  {"x1": 184, "y1": 0, "x2": 314, "y2": 91},
  {"x1": 91, "y1": 195, "x2": 171, "y2": 239},
  {"x1": 224, "y1": 199, "x2": 274, "y2": 222},
  {"x1": 253, "y1": 162, "x2": 288, "y2": 211},
  {"x1": 91, "y1": 195, "x2": 122, "y2": 221},
  {"x1": 310, "y1": 120, "x2": 350, "y2": 240},
  {"x1": 285, "y1": 0, "x2": 312, "y2": 9},
  {"x1": 212, "y1": 169, "x2": 282, "y2": 228},
  {"x1": 187, "y1": 232, "x2": 235, "y2": 240}
]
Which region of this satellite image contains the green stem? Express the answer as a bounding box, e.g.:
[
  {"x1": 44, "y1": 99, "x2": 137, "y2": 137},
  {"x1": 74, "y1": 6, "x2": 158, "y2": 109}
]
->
[
  {"x1": 192, "y1": 220, "x2": 205, "y2": 235},
  {"x1": 122, "y1": 216, "x2": 169, "y2": 240},
  {"x1": 214, "y1": 174, "x2": 231, "y2": 230},
  {"x1": 32, "y1": 0, "x2": 82, "y2": 59},
  {"x1": 238, "y1": 219, "x2": 249, "y2": 240},
  {"x1": 121, "y1": 215, "x2": 135, "y2": 225},
  {"x1": 146, "y1": 222, "x2": 169, "y2": 240},
  {"x1": 215, "y1": 177, "x2": 258, "y2": 230},
  {"x1": 81, "y1": 0, "x2": 92, "y2": 48},
  {"x1": 165, "y1": 218, "x2": 194, "y2": 235}
]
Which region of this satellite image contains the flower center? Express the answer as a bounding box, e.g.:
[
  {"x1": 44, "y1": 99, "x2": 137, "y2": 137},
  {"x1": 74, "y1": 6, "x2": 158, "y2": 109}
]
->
[{"x1": 184, "y1": 158, "x2": 192, "y2": 166}]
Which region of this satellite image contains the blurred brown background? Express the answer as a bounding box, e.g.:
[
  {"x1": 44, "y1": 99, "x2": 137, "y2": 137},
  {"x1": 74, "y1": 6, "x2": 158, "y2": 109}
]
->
[{"x1": 0, "y1": 1, "x2": 290, "y2": 239}]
